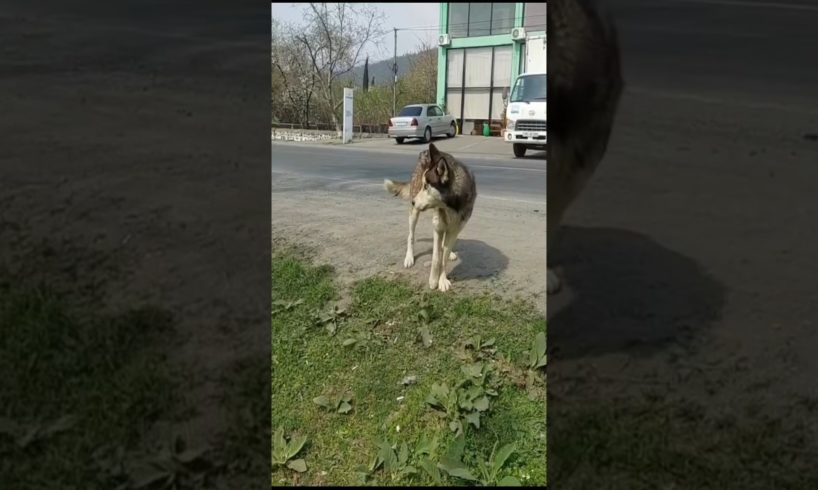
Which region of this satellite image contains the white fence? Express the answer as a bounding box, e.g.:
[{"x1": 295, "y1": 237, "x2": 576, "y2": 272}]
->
[{"x1": 272, "y1": 122, "x2": 390, "y2": 142}]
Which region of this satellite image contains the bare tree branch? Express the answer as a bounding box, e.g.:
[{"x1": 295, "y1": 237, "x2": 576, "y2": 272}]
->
[{"x1": 295, "y1": 3, "x2": 386, "y2": 131}]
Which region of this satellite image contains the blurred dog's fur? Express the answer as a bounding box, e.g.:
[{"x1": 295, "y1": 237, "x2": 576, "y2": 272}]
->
[
  {"x1": 384, "y1": 143, "x2": 477, "y2": 292},
  {"x1": 548, "y1": 0, "x2": 624, "y2": 293}
]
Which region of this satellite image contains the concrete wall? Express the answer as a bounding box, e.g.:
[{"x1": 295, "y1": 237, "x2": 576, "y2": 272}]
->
[
  {"x1": 272, "y1": 129, "x2": 337, "y2": 142},
  {"x1": 271, "y1": 128, "x2": 389, "y2": 142}
]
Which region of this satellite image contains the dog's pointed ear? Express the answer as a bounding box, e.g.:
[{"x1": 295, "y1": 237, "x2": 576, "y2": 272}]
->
[
  {"x1": 428, "y1": 143, "x2": 440, "y2": 163},
  {"x1": 435, "y1": 159, "x2": 449, "y2": 184}
]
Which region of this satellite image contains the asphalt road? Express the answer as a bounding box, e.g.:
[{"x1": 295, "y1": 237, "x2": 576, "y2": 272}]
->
[
  {"x1": 271, "y1": 143, "x2": 546, "y2": 206},
  {"x1": 550, "y1": 0, "x2": 818, "y2": 475},
  {"x1": 558, "y1": 0, "x2": 818, "y2": 359},
  {"x1": 608, "y1": 0, "x2": 818, "y2": 107},
  {"x1": 553, "y1": 0, "x2": 818, "y2": 353}
]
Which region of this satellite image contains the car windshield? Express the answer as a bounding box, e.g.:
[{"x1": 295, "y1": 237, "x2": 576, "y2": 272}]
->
[
  {"x1": 510, "y1": 74, "x2": 546, "y2": 103},
  {"x1": 398, "y1": 106, "x2": 423, "y2": 117}
]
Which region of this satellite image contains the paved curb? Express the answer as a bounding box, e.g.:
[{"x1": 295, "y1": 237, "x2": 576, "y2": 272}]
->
[{"x1": 272, "y1": 135, "x2": 545, "y2": 162}]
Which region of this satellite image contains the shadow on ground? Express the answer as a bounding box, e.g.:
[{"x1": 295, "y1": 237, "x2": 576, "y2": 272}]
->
[
  {"x1": 413, "y1": 238, "x2": 510, "y2": 281},
  {"x1": 395, "y1": 136, "x2": 453, "y2": 146},
  {"x1": 548, "y1": 225, "x2": 725, "y2": 359},
  {"x1": 521, "y1": 149, "x2": 547, "y2": 159}
]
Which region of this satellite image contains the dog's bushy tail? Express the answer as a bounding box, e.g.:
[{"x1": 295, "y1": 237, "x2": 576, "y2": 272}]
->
[{"x1": 384, "y1": 179, "x2": 410, "y2": 200}]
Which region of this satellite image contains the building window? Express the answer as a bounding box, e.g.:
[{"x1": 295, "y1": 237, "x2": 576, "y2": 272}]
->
[
  {"x1": 467, "y1": 3, "x2": 491, "y2": 37},
  {"x1": 448, "y1": 3, "x2": 519, "y2": 39},
  {"x1": 524, "y1": 2, "x2": 547, "y2": 32},
  {"x1": 463, "y1": 89, "x2": 491, "y2": 120},
  {"x1": 491, "y1": 46, "x2": 512, "y2": 120},
  {"x1": 463, "y1": 46, "x2": 491, "y2": 122},
  {"x1": 446, "y1": 90, "x2": 463, "y2": 121},
  {"x1": 445, "y1": 45, "x2": 514, "y2": 130},
  {"x1": 464, "y1": 47, "x2": 492, "y2": 88},
  {"x1": 491, "y1": 3, "x2": 515, "y2": 35},
  {"x1": 492, "y1": 45, "x2": 512, "y2": 87},
  {"x1": 447, "y1": 49, "x2": 465, "y2": 88},
  {"x1": 446, "y1": 48, "x2": 465, "y2": 120},
  {"x1": 448, "y1": 3, "x2": 469, "y2": 38}
]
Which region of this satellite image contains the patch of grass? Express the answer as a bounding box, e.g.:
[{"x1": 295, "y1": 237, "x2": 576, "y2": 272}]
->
[
  {"x1": 219, "y1": 356, "x2": 270, "y2": 478},
  {"x1": 0, "y1": 281, "x2": 184, "y2": 489},
  {"x1": 271, "y1": 253, "x2": 546, "y2": 486},
  {"x1": 468, "y1": 389, "x2": 547, "y2": 484},
  {"x1": 550, "y1": 396, "x2": 818, "y2": 489}
]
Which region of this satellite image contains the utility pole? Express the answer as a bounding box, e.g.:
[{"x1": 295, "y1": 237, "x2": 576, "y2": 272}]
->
[{"x1": 392, "y1": 27, "x2": 397, "y2": 117}]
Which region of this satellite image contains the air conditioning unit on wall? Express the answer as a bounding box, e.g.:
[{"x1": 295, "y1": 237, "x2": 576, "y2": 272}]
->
[
  {"x1": 438, "y1": 33, "x2": 451, "y2": 47},
  {"x1": 511, "y1": 27, "x2": 526, "y2": 41}
]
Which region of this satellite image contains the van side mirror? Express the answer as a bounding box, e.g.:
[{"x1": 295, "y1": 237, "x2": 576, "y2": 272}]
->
[{"x1": 502, "y1": 87, "x2": 509, "y2": 101}]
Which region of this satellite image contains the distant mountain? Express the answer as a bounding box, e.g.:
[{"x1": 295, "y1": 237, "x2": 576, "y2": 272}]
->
[{"x1": 345, "y1": 49, "x2": 435, "y2": 87}]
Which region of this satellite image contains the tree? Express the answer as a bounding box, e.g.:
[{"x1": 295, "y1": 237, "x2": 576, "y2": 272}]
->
[
  {"x1": 351, "y1": 40, "x2": 438, "y2": 129},
  {"x1": 404, "y1": 41, "x2": 437, "y2": 104},
  {"x1": 354, "y1": 84, "x2": 392, "y2": 128},
  {"x1": 394, "y1": 41, "x2": 437, "y2": 109},
  {"x1": 294, "y1": 3, "x2": 386, "y2": 133},
  {"x1": 362, "y1": 56, "x2": 370, "y2": 92},
  {"x1": 271, "y1": 19, "x2": 286, "y2": 122},
  {"x1": 272, "y1": 20, "x2": 322, "y2": 126}
]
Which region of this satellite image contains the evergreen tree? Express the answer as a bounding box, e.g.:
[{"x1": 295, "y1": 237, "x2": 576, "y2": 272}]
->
[{"x1": 362, "y1": 56, "x2": 369, "y2": 92}]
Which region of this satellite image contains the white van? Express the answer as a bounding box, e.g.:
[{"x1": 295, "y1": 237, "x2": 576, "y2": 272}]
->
[
  {"x1": 504, "y1": 32, "x2": 546, "y2": 157},
  {"x1": 504, "y1": 72, "x2": 547, "y2": 157}
]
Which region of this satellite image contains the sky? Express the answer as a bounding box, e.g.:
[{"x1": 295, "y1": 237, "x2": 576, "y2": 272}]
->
[{"x1": 271, "y1": 3, "x2": 440, "y2": 64}]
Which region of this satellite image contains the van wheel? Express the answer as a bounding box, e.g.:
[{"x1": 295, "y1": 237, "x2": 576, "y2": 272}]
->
[
  {"x1": 423, "y1": 127, "x2": 432, "y2": 143},
  {"x1": 396, "y1": 137, "x2": 405, "y2": 144},
  {"x1": 513, "y1": 144, "x2": 527, "y2": 158},
  {"x1": 447, "y1": 122, "x2": 456, "y2": 138}
]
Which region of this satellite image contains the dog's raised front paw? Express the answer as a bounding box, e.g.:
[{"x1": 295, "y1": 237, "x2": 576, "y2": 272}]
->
[
  {"x1": 448, "y1": 251, "x2": 458, "y2": 261},
  {"x1": 403, "y1": 252, "x2": 415, "y2": 268},
  {"x1": 437, "y1": 275, "x2": 452, "y2": 292},
  {"x1": 547, "y1": 268, "x2": 562, "y2": 295}
]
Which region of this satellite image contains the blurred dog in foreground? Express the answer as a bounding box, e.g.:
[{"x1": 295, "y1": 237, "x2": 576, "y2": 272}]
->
[
  {"x1": 548, "y1": 0, "x2": 624, "y2": 293},
  {"x1": 384, "y1": 143, "x2": 477, "y2": 292}
]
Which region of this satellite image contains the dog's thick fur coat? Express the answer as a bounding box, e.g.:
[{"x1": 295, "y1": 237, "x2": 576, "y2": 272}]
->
[
  {"x1": 547, "y1": 0, "x2": 624, "y2": 293},
  {"x1": 384, "y1": 143, "x2": 477, "y2": 292}
]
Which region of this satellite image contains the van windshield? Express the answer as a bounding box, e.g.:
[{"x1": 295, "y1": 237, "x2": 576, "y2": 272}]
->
[{"x1": 510, "y1": 74, "x2": 546, "y2": 103}]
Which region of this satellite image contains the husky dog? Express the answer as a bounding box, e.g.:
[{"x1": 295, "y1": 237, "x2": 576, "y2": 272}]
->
[
  {"x1": 548, "y1": 0, "x2": 624, "y2": 293},
  {"x1": 384, "y1": 143, "x2": 477, "y2": 292}
]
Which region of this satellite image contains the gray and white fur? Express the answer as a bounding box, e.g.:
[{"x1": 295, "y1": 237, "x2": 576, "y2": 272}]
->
[
  {"x1": 547, "y1": 0, "x2": 624, "y2": 293},
  {"x1": 384, "y1": 143, "x2": 477, "y2": 292}
]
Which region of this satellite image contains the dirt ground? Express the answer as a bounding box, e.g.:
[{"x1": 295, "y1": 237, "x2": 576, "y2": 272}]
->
[
  {"x1": 546, "y1": 80, "x2": 818, "y2": 483},
  {"x1": 550, "y1": 83, "x2": 818, "y2": 398},
  {"x1": 1, "y1": 3, "x2": 270, "y2": 481}
]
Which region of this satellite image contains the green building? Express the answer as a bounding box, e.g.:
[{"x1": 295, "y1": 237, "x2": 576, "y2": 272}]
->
[{"x1": 436, "y1": 2, "x2": 546, "y2": 135}]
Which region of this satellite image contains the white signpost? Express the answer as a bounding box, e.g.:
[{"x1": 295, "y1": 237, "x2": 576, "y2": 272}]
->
[{"x1": 343, "y1": 87, "x2": 353, "y2": 144}]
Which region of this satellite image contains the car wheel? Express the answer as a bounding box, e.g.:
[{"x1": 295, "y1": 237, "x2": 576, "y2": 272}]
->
[
  {"x1": 513, "y1": 144, "x2": 527, "y2": 158},
  {"x1": 396, "y1": 137, "x2": 405, "y2": 144},
  {"x1": 423, "y1": 127, "x2": 432, "y2": 143},
  {"x1": 447, "y1": 122, "x2": 456, "y2": 138}
]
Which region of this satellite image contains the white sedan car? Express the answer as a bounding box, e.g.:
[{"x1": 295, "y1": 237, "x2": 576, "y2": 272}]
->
[{"x1": 388, "y1": 104, "x2": 457, "y2": 144}]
